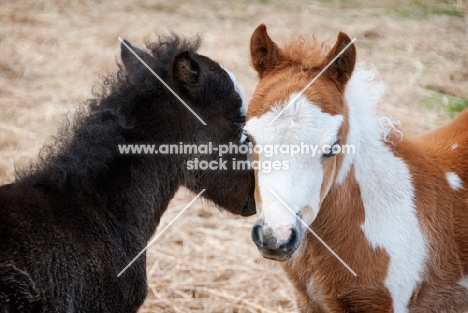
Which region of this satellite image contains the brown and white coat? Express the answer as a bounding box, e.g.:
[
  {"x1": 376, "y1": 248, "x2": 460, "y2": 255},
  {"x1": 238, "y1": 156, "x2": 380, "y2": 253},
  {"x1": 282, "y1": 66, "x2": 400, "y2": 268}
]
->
[{"x1": 245, "y1": 24, "x2": 468, "y2": 313}]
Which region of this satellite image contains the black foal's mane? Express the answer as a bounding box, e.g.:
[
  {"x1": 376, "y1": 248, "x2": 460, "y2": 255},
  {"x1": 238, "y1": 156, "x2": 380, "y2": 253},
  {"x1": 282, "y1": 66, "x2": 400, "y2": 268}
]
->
[{"x1": 16, "y1": 34, "x2": 201, "y2": 191}]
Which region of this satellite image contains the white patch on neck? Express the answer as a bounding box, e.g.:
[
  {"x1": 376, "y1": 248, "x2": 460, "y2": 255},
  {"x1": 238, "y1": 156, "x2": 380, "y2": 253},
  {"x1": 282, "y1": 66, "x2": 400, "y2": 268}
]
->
[
  {"x1": 459, "y1": 276, "x2": 468, "y2": 289},
  {"x1": 458, "y1": 276, "x2": 468, "y2": 308},
  {"x1": 337, "y1": 64, "x2": 427, "y2": 313},
  {"x1": 336, "y1": 64, "x2": 386, "y2": 184},
  {"x1": 451, "y1": 143, "x2": 459, "y2": 151},
  {"x1": 221, "y1": 66, "x2": 247, "y2": 116},
  {"x1": 446, "y1": 172, "x2": 463, "y2": 190}
]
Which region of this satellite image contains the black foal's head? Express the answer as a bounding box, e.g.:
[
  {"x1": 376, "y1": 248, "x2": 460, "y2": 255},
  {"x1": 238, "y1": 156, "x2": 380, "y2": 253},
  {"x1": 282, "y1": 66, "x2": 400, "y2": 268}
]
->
[{"x1": 120, "y1": 35, "x2": 255, "y2": 216}]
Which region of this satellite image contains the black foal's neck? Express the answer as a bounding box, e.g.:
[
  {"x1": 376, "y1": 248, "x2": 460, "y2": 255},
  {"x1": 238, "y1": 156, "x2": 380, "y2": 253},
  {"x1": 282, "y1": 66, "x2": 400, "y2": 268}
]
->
[
  {"x1": 17, "y1": 99, "x2": 184, "y2": 241},
  {"x1": 100, "y1": 153, "x2": 181, "y2": 242}
]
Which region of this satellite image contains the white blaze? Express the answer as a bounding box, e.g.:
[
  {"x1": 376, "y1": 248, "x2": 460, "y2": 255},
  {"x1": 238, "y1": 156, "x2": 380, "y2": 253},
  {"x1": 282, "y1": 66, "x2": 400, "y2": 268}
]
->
[{"x1": 245, "y1": 93, "x2": 343, "y2": 229}]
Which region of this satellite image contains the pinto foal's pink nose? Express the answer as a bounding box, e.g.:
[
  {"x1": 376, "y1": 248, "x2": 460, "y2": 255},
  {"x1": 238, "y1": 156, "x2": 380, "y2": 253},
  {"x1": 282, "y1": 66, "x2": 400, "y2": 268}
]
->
[{"x1": 274, "y1": 225, "x2": 293, "y2": 241}]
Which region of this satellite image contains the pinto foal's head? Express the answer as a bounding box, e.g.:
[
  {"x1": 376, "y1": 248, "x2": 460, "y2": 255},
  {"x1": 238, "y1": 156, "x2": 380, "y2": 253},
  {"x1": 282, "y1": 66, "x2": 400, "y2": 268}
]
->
[{"x1": 245, "y1": 25, "x2": 356, "y2": 260}]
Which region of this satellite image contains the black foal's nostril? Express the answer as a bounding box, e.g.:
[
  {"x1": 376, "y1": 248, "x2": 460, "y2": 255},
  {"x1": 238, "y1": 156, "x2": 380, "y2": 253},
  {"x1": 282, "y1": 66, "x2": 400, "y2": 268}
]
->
[{"x1": 251, "y1": 224, "x2": 264, "y2": 247}]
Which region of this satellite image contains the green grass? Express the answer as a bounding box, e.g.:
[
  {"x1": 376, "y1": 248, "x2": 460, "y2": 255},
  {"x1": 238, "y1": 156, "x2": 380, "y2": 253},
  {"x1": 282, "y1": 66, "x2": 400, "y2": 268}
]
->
[
  {"x1": 433, "y1": 8, "x2": 464, "y2": 16},
  {"x1": 389, "y1": 5, "x2": 464, "y2": 19},
  {"x1": 0, "y1": 111, "x2": 18, "y2": 123},
  {"x1": 313, "y1": 0, "x2": 465, "y2": 19},
  {"x1": 424, "y1": 90, "x2": 468, "y2": 117}
]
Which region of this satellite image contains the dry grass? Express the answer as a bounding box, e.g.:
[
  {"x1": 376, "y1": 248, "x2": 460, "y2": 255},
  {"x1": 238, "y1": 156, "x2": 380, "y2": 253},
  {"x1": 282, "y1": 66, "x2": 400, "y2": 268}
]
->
[
  {"x1": 139, "y1": 189, "x2": 293, "y2": 313},
  {"x1": 0, "y1": 0, "x2": 467, "y2": 312}
]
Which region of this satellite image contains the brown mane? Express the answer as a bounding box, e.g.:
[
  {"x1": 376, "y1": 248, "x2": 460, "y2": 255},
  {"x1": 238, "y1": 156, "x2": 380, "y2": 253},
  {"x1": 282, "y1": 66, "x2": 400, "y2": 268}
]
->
[{"x1": 282, "y1": 36, "x2": 329, "y2": 70}]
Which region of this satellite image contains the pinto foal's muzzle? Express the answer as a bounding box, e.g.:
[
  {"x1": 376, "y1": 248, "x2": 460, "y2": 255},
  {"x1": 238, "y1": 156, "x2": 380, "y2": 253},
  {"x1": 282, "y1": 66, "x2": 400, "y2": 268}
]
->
[{"x1": 251, "y1": 216, "x2": 303, "y2": 261}]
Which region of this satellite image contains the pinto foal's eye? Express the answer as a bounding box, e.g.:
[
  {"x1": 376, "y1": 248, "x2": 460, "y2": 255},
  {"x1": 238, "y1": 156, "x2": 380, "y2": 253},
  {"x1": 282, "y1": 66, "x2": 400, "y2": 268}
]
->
[
  {"x1": 239, "y1": 129, "x2": 251, "y2": 145},
  {"x1": 322, "y1": 141, "x2": 340, "y2": 158}
]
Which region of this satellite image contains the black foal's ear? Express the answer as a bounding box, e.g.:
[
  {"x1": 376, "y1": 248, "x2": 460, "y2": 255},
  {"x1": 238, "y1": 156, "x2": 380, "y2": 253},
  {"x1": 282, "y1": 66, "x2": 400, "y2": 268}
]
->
[
  {"x1": 173, "y1": 51, "x2": 200, "y2": 96},
  {"x1": 120, "y1": 39, "x2": 148, "y2": 73},
  {"x1": 250, "y1": 24, "x2": 283, "y2": 78}
]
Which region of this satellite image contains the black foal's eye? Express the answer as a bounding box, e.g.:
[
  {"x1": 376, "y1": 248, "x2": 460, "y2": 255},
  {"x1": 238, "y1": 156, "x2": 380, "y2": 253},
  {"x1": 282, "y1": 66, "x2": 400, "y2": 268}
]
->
[
  {"x1": 322, "y1": 141, "x2": 340, "y2": 158},
  {"x1": 232, "y1": 116, "x2": 246, "y2": 128}
]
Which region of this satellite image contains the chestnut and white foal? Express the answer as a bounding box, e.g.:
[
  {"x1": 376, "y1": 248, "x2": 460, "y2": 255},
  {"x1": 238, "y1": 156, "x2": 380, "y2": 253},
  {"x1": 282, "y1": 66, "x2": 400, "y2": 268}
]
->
[{"x1": 245, "y1": 24, "x2": 468, "y2": 312}]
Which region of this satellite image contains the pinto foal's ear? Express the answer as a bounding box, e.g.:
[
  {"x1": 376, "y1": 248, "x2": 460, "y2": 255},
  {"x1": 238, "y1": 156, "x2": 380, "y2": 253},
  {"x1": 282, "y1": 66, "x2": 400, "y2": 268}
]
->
[
  {"x1": 173, "y1": 51, "x2": 200, "y2": 95},
  {"x1": 324, "y1": 32, "x2": 356, "y2": 88},
  {"x1": 120, "y1": 39, "x2": 148, "y2": 73},
  {"x1": 250, "y1": 24, "x2": 283, "y2": 78}
]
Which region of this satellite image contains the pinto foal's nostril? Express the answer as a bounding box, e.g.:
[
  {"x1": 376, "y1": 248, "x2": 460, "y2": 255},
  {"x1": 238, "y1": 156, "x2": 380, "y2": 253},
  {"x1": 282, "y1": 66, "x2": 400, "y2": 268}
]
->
[
  {"x1": 288, "y1": 228, "x2": 298, "y2": 248},
  {"x1": 251, "y1": 224, "x2": 264, "y2": 247}
]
